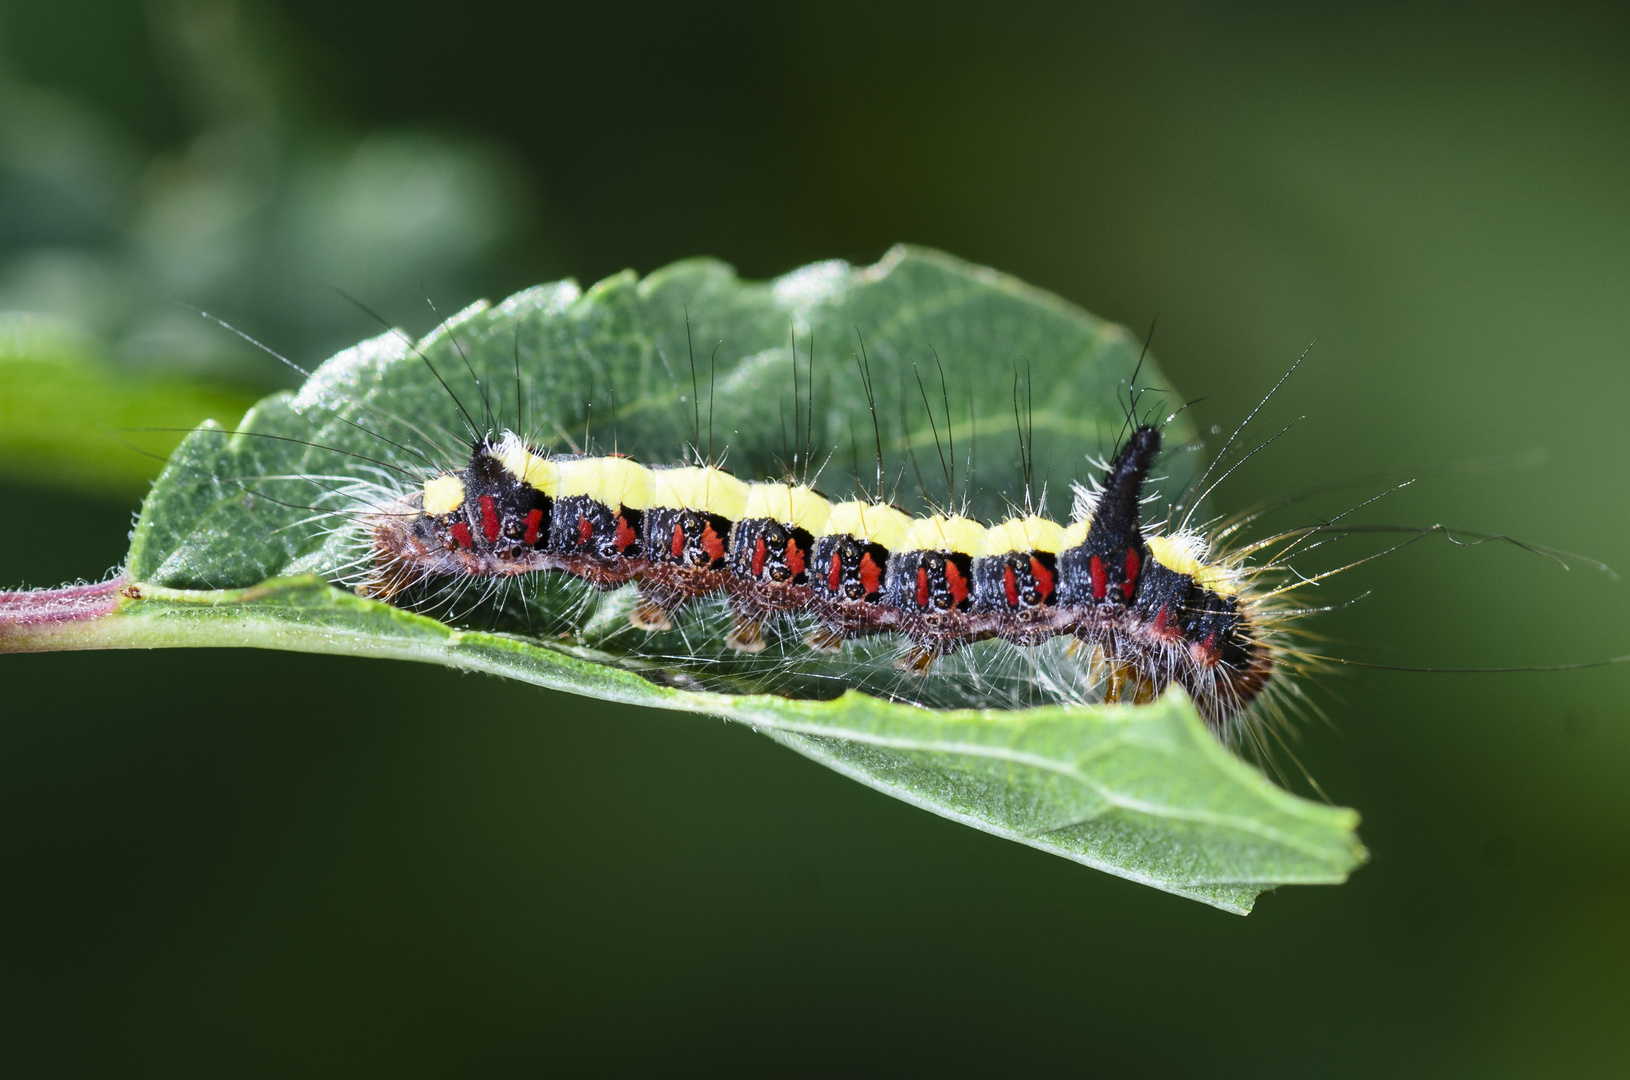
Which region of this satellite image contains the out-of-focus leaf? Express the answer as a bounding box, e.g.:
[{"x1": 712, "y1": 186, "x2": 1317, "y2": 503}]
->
[{"x1": 0, "y1": 313, "x2": 256, "y2": 495}]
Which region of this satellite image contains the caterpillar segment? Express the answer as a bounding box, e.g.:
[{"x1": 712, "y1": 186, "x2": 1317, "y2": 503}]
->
[
  {"x1": 723, "y1": 482, "x2": 828, "y2": 653},
  {"x1": 634, "y1": 466, "x2": 750, "y2": 631},
  {"x1": 363, "y1": 424, "x2": 1274, "y2": 728},
  {"x1": 547, "y1": 455, "x2": 651, "y2": 588},
  {"x1": 807, "y1": 500, "x2": 915, "y2": 650},
  {"x1": 971, "y1": 515, "x2": 1072, "y2": 646},
  {"x1": 880, "y1": 514, "x2": 988, "y2": 674}
]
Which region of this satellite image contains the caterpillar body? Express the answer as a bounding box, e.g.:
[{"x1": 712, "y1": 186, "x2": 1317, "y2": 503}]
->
[{"x1": 362, "y1": 422, "x2": 1272, "y2": 729}]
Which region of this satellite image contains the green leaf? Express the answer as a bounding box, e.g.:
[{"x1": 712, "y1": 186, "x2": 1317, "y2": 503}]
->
[
  {"x1": 9, "y1": 577, "x2": 1364, "y2": 913},
  {"x1": 5, "y1": 246, "x2": 1368, "y2": 910},
  {"x1": 0, "y1": 314, "x2": 259, "y2": 496}
]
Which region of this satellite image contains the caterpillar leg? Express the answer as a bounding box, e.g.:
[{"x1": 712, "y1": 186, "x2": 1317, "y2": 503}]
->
[
  {"x1": 359, "y1": 557, "x2": 414, "y2": 601},
  {"x1": 804, "y1": 624, "x2": 847, "y2": 654},
  {"x1": 724, "y1": 616, "x2": 767, "y2": 653},
  {"x1": 893, "y1": 642, "x2": 941, "y2": 676},
  {"x1": 629, "y1": 596, "x2": 675, "y2": 632},
  {"x1": 1104, "y1": 660, "x2": 1157, "y2": 705}
]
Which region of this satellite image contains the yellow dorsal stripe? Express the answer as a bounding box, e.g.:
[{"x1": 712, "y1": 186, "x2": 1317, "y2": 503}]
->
[
  {"x1": 821, "y1": 501, "x2": 913, "y2": 550},
  {"x1": 467, "y1": 437, "x2": 1237, "y2": 595},
  {"x1": 901, "y1": 514, "x2": 987, "y2": 556},
  {"x1": 553, "y1": 456, "x2": 655, "y2": 511},
  {"x1": 650, "y1": 466, "x2": 751, "y2": 519},
  {"x1": 1145, "y1": 535, "x2": 1201, "y2": 576},
  {"x1": 983, "y1": 515, "x2": 1067, "y2": 555},
  {"x1": 742, "y1": 482, "x2": 831, "y2": 534},
  {"x1": 422, "y1": 473, "x2": 466, "y2": 516},
  {"x1": 1146, "y1": 534, "x2": 1238, "y2": 597},
  {"x1": 1061, "y1": 518, "x2": 1092, "y2": 550},
  {"x1": 493, "y1": 431, "x2": 558, "y2": 495}
]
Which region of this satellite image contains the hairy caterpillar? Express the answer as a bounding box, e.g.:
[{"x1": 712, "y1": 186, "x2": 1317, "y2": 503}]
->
[{"x1": 361, "y1": 422, "x2": 1272, "y2": 729}]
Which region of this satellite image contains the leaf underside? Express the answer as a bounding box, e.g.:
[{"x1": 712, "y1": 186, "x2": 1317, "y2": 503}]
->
[{"x1": 37, "y1": 246, "x2": 1369, "y2": 910}]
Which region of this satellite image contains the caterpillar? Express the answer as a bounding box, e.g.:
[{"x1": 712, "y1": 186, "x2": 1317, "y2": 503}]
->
[{"x1": 359, "y1": 420, "x2": 1272, "y2": 730}]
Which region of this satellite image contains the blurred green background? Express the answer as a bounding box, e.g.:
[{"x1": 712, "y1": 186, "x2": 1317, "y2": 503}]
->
[{"x1": 3, "y1": 0, "x2": 1629, "y2": 1073}]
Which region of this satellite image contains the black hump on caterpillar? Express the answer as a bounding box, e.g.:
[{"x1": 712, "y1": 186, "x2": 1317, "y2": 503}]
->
[
  {"x1": 1058, "y1": 425, "x2": 1159, "y2": 609},
  {"x1": 1088, "y1": 425, "x2": 1160, "y2": 546}
]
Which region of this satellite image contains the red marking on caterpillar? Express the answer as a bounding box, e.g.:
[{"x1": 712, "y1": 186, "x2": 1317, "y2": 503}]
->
[
  {"x1": 1003, "y1": 564, "x2": 1019, "y2": 607},
  {"x1": 1089, "y1": 555, "x2": 1107, "y2": 601},
  {"x1": 479, "y1": 495, "x2": 501, "y2": 544},
  {"x1": 944, "y1": 561, "x2": 969, "y2": 608},
  {"x1": 671, "y1": 522, "x2": 686, "y2": 559},
  {"x1": 1122, "y1": 548, "x2": 1140, "y2": 600},
  {"x1": 785, "y1": 539, "x2": 805, "y2": 579},
  {"x1": 701, "y1": 524, "x2": 726, "y2": 564},
  {"x1": 523, "y1": 509, "x2": 543, "y2": 546},
  {"x1": 1030, "y1": 557, "x2": 1054, "y2": 600},
  {"x1": 858, "y1": 553, "x2": 883, "y2": 598},
  {"x1": 753, "y1": 535, "x2": 767, "y2": 577},
  {"x1": 451, "y1": 521, "x2": 473, "y2": 550}
]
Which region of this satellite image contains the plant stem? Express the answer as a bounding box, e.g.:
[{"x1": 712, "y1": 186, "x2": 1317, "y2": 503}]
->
[{"x1": 0, "y1": 577, "x2": 129, "y2": 652}]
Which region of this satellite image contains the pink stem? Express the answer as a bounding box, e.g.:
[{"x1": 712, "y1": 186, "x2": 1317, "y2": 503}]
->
[{"x1": 0, "y1": 577, "x2": 128, "y2": 627}]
